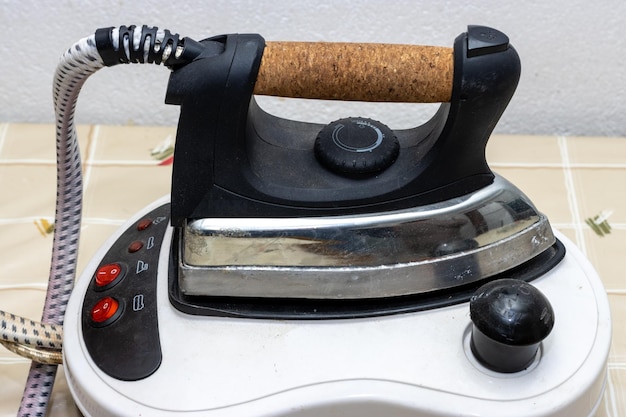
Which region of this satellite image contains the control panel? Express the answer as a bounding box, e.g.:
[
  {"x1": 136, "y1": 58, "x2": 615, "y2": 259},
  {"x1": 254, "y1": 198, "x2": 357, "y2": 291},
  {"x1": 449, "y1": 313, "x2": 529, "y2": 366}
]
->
[{"x1": 80, "y1": 204, "x2": 170, "y2": 381}]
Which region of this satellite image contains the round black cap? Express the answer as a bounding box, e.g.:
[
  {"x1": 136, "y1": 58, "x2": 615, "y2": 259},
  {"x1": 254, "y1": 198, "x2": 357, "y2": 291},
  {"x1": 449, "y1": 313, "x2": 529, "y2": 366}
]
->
[
  {"x1": 469, "y1": 279, "x2": 555, "y2": 373},
  {"x1": 470, "y1": 279, "x2": 554, "y2": 346}
]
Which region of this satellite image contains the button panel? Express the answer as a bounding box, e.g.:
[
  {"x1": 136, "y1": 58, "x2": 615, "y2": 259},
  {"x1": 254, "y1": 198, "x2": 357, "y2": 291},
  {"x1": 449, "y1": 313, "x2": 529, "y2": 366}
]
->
[{"x1": 81, "y1": 204, "x2": 169, "y2": 381}]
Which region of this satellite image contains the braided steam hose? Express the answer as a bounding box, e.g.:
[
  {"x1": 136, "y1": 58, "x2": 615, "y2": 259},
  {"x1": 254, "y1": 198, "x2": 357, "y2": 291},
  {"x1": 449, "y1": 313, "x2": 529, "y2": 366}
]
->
[{"x1": 3, "y1": 26, "x2": 199, "y2": 417}]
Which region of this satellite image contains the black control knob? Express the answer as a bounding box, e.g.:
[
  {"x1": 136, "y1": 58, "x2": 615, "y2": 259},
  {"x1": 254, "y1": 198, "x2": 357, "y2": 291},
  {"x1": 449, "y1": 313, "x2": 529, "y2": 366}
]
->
[
  {"x1": 314, "y1": 117, "x2": 399, "y2": 176},
  {"x1": 469, "y1": 279, "x2": 555, "y2": 373}
]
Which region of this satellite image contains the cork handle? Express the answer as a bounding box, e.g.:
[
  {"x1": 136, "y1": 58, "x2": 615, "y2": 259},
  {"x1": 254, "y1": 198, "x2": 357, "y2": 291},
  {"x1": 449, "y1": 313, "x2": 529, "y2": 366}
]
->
[{"x1": 254, "y1": 42, "x2": 454, "y2": 103}]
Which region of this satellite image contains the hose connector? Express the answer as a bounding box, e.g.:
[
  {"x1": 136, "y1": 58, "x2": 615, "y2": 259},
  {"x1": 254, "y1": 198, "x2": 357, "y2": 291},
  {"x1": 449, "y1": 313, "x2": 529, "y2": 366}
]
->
[{"x1": 94, "y1": 25, "x2": 202, "y2": 68}]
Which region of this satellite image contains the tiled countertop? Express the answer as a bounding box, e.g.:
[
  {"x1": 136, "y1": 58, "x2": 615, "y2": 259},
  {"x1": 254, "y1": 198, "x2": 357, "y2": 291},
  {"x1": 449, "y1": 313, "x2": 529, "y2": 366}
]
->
[{"x1": 0, "y1": 124, "x2": 624, "y2": 416}]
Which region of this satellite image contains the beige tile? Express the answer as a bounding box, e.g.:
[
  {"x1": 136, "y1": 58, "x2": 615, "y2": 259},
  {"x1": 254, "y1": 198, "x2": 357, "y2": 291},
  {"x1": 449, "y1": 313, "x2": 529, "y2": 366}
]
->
[
  {"x1": 0, "y1": 123, "x2": 92, "y2": 161},
  {"x1": 593, "y1": 397, "x2": 610, "y2": 417},
  {"x1": 584, "y1": 229, "x2": 626, "y2": 291},
  {"x1": 603, "y1": 366, "x2": 626, "y2": 417},
  {"x1": 494, "y1": 167, "x2": 572, "y2": 224},
  {"x1": 608, "y1": 294, "x2": 626, "y2": 363},
  {"x1": 486, "y1": 134, "x2": 562, "y2": 165},
  {"x1": 0, "y1": 289, "x2": 46, "y2": 323},
  {"x1": 92, "y1": 125, "x2": 176, "y2": 161},
  {"x1": 553, "y1": 226, "x2": 576, "y2": 240},
  {"x1": 568, "y1": 136, "x2": 626, "y2": 165},
  {"x1": 553, "y1": 226, "x2": 580, "y2": 246},
  {"x1": 571, "y1": 168, "x2": 626, "y2": 224},
  {"x1": 0, "y1": 223, "x2": 53, "y2": 286},
  {"x1": 0, "y1": 165, "x2": 56, "y2": 218},
  {"x1": 0, "y1": 221, "x2": 122, "y2": 288},
  {"x1": 83, "y1": 165, "x2": 172, "y2": 219}
]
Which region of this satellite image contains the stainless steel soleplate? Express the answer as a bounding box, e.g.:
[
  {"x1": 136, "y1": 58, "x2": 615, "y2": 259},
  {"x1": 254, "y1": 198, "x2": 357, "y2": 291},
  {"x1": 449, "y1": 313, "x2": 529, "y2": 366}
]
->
[{"x1": 178, "y1": 174, "x2": 556, "y2": 300}]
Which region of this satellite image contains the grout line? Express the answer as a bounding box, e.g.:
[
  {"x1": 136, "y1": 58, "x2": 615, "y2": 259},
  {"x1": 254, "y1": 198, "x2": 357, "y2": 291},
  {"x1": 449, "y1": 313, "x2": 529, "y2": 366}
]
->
[
  {"x1": 0, "y1": 123, "x2": 9, "y2": 156},
  {"x1": 0, "y1": 357, "x2": 30, "y2": 365},
  {"x1": 0, "y1": 283, "x2": 48, "y2": 291},
  {"x1": 558, "y1": 136, "x2": 587, "y2": 255},
  {"x1": 564, "y1": 163, "x2": 626, "y2": 169},
  {"x1": 606, "y1": 366, "x2": 619, "y2": 417},
  {"x1": 607, "y1": 289, "x2": 626, "y2": 295},
  {"x1": 0, "y1": 217, "x2": 52, "y2": 225},
  {"x1": 608, "y1": 224, "x2": 626, "y2": 230},
  {"x1": 609, "y1": 362, "x2": 626, "y2": 369},
  {"x1": 0, "y1": 159, "x2": 55, "y2": 165},
  {"x1": 553, "y1": 223, "x2": 626, "y2": 231}
]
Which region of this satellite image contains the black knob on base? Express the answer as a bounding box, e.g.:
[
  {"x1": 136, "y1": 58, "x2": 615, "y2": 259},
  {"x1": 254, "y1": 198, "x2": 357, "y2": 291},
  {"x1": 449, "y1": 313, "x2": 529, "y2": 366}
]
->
[
  {"x1": 314, "y1": 117, "x2": 399, "y2": 176},
  {"x1": 469, "y1": 279, "x2": 555, "y2": 373}
]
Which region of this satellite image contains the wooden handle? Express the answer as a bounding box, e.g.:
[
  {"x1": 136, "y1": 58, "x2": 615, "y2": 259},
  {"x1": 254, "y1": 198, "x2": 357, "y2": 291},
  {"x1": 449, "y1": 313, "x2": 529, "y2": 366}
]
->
[{"x1": 254, "y1": 41, "x2": 454, "y2": 103}]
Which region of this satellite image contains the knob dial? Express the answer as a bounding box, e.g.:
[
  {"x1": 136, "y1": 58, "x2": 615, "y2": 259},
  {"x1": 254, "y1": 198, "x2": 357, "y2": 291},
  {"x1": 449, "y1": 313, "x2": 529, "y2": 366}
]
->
[
  {"x1": 469, "y1": 279, "x2": 555, "y2": 373},
  {"x1": 314, "y1": 117, "x2": 399, "y2": 176}
]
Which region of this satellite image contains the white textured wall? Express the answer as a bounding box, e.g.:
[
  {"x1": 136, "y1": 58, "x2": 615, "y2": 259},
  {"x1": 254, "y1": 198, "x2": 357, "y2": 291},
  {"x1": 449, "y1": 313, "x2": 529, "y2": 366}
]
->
[{"x1": 1, "y1": 0, "x2": 624, "y2": 136}]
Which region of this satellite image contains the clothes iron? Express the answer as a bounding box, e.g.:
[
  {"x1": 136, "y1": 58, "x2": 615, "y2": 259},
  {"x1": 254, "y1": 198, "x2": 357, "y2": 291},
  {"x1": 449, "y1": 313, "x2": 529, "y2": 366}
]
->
[{"x1": 60, "y1": 25, "x2": 611, "y2": 416}]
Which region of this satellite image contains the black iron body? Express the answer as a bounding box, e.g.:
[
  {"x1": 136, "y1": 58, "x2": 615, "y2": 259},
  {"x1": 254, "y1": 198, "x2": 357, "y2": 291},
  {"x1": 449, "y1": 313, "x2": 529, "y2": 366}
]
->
[{"x1": 165, "y1": 26, "x2": 521, "y2": 227}]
